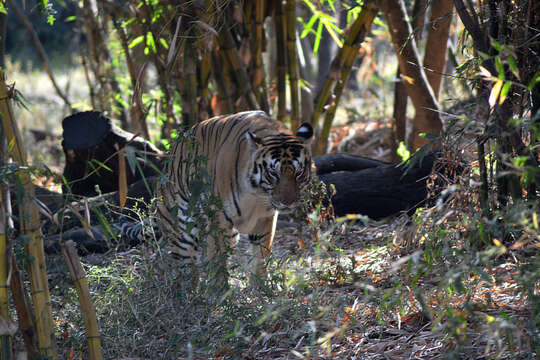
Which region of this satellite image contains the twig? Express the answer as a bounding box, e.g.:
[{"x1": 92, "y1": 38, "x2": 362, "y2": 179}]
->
[{"x1": 7, "y1": 0, "x2": 72, "y2": 109}]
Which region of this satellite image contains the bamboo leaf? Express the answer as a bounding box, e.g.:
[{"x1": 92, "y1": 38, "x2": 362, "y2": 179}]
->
[
  {"x1": 322, "y1": 20, "x2": 343, "y2": 47},
  {"x1": 300, "y1": 14, "x2": 319, "y2": 38},
  {"x1": 146, "y1": 31, "x2": 157, "y2": 53},
  {"x1": 495, "y1": 56, "x2": 504, "y2": 80},
  {"x1": 124, "y1": 146, "x2": 138, "y2": 175},
  {"x1": 313, "y1": 20, "x2": 323, "y2": 54},
  {"x1": 401, "y1": 74, "x2": 415, "y2": 84},
  {"x1": 159, "y1": 38, "x2": 169, "y2": 50},
  {"x1": 128, "y1": 35, "x2": 145, "y2": 49},
  {"x1": 479, "y1": 66, "x2": 493, "y2": 80},
  {"x1": 489, "y1": 79, "x2": 503, "y2": 108},
  {"x1": 506, "y1": 55, "x2": 519, "y2": 80},
  {"x1": 527, "y1": 71, "x2": 540, "y2": 91},
  {"x1": 166, "y1": 16, "x2": 184, "y2": 73},
  {"x1": 498, "y1": 81, "x2": 511, "y2": 105},
  {"x1": 117, "y1": 147, "x2": 128, "y2": 210}
]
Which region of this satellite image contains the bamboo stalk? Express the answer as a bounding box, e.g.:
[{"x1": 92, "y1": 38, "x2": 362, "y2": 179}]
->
[
  {"x1": 0, "y1": 181, "x2": 12, "y2": 359},
  {"x1": 198, "y1": 47, "x2": 212, "y2": 120},
  {"x1": 285, "y1": 0, "x2": 299, "y2": 130},
  {"x1": 182, "y1": 37, "x2": 199, "y2": 127},
  {"x1": 274, "y1": 0, "x2": 287, "y2": 122},
  {"x1": 312, "y1": 0, "x2": 378, "y2": 135},
  {"x1": 62, "y1": 241, "x2": 103, "y2": 360},
  {"x1": 253, "y1": 0, "x2": 270, "y2": 113},
  {"x1": 9, "y1": 257, "x2": 39, "y2": 359},
  {"x1": 217, "y1": 25, "x2": 260, "y2": 110},
  {"x1": 317, "y1": 44, "x2": 366, "y2": 154},
  {"x1": 0, "y1": 72, "x2": 57, "y2": 358},
  {"x1": 211, "y1": 50, "x2": 234, "y2": 114},
  {"x1": 110, "y1": 14, "x2": 150, "y2": 139},
  {"x1": 0, "y1": 87, "x2": 11, "y2": 358},
  {"x1": 314, "y1": 1, "x2": 378, "y2": 154}
]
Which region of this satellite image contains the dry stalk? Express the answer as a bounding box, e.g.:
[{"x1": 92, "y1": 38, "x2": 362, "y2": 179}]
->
[
  {"x1": 286, "y1": 0, "x2": 300, "y2": 130},
  {"x1": 253, "y1": 0, "x2": 270, "y2": 113},
  {"x1": 0, "y1": 73, "x2": 57, "y2": 358},
  {"x1": 62, "y1": 241, "x2": 103, "y2": 360},
  {"x1": 274, "y1": 0, "x2": 287, "y2": 122},
  {"x1": 312, "y1": 1, "x2": 377, "y2": 143}
]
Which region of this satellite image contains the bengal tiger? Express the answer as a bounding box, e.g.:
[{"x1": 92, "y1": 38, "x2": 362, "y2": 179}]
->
[{"x1": 155, "y1": 110, "x2": 313, "y2": 284}]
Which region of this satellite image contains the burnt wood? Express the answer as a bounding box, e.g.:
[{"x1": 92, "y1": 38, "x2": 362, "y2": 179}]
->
[{"x1": 62, "y1": 111, "x2": 163, "y2": 197}]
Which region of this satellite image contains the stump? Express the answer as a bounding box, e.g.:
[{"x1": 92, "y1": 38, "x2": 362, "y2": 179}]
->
[{"x1": 62, "y1": 111, "x2": 163, "y2": 196}]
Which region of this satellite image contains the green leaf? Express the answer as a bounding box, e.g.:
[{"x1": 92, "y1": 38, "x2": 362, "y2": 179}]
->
[
  {"x1": 491, "y1": 39, "x2": 502, "y2": 52},
  {"x1": 506, "y1": 55, "x2": 519, "y2": 79},
  {"x1": 489, "y1": 79, "x2": 503, "y2": 108},
  {"x1": 396, "y1": 141, "x2": 410, "y2": 162},
  {"x1": 159, "y1": 38, "x2": 169, "y2": 50},
  {"x1": 122, "y1": 18, "x2": 136, "y2": 28},
  {"x1": 125, "y1": 146, "x2": 138, "y2": 175},
  {"x1": 128, "y1": 35, "x2": 145, "y2": 49},
  {"x1": 146, "y1": 32, "x2": 157, "y2": 53},
  {"x1": 300, "y1": 14, "x2": 319, "y2": 39},
  {"x1": 65, "y1": 15, "x2": 77, "y2": 22},
  {"x1": 494, "y1": 57, "x2": 504, "y2": 80},
  {"x1": 527, "y1": 71, "x2": 540, "y2": 91},
  {"x1": 313, "y1": 21, "x2": 323, "y2": 54},
  {"x1": 499, "y1": 81, "x2": 512, "y2": 105},
  {"x1": 91, "y1": 159, "x2": 113, "y2": 172}
]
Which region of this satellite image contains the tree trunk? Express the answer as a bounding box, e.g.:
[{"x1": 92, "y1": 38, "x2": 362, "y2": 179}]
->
[
  {"x1": 391, "y1": 0, "x2": 428, "y2": 160},
  {"x1": 379, "y1": 0, "x2": 442, "y2": 150},
  {"x1": 423, "y1": 0, "x2": 454, "y2": 98}
]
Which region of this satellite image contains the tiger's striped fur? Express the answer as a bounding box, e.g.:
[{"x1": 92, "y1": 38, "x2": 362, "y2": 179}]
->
[{"x1": 155, "y1": 111, "x2": 313, "y2": 280}]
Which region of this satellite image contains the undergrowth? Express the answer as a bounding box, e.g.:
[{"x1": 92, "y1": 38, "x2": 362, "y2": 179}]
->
[{"x1": 45, "y1": 144, "x2": 539, "y2": 359}]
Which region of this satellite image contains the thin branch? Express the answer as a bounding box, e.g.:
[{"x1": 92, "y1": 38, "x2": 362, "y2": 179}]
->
[{"x1": 7, "y1": 0, "x2": 72, "y2": 108}]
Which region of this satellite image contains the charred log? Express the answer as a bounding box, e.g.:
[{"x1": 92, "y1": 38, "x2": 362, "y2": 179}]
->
[{"x1": 62, "y1": 110, "x2": 163, "y2": 197}]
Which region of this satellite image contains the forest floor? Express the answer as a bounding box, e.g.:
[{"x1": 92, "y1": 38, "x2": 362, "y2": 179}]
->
[{"x1": 6, "y1": 60, "x2": 539, "y2": 359}]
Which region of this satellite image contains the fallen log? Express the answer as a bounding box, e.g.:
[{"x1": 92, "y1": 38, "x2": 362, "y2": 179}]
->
[{"x1": 319, "y1": 152, "x2": 436, "y2": 219}]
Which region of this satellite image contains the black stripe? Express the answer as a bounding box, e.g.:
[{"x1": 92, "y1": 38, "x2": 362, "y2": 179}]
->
[
  {"x1": 223, "y1": 211, "x2": 233, "y2": 225},
  {"x1": 230, "y1": 180, "x2": 242, "y2": 217}
]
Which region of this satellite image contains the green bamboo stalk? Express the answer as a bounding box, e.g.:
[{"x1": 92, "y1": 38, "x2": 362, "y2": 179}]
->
[
  {"x1": 313, "y1": 1, "x2": 378, "y2": 153},
  {"x1": 217, "y1": 24, "x2": 260, "y2": 110},
  {"x1": 62, "y1": 241, "x2": 103, "y2": 360},
  {"x1": 253, "y1": 0, "x2": 270, "y2": 113},
  {"x1": 274, "y1": 0, "x2": 287, "y2": 122},
  {"x1": 0, "y1": 73, "x2": 57, "y2": 358},
  {"x1": 285, "y1": 0, "x2": 299, "y2": 130},
  {"x1": 312, "y1": 0, "x2": 378, "y2": 133}
]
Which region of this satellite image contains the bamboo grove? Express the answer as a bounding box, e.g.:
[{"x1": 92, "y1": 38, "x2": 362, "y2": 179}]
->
[{"x1": 72, "y1": 0, "x2": 378, "y2": 154}]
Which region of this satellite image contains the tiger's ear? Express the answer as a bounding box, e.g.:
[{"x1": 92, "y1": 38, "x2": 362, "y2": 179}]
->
[
  {"x1": 296, "y1": 123, "x2": 313, "y2": 144},
  {"x1": 245, "y1": 131, "x2": 263, "y2": 150}
]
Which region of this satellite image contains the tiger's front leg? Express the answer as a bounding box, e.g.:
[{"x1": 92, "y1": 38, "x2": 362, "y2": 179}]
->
[
  {"x1": 206, "y1": 213, "x2": 239, "y2": 291},
  {"x1": 248, "y1": 211, "x2": 279, "y2": 279}
]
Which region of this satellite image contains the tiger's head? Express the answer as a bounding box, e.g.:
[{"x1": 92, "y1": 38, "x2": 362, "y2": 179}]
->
[{"x1": 246, "y1": 123, "x2": 314, "y2": 212}]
